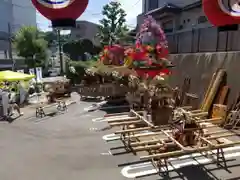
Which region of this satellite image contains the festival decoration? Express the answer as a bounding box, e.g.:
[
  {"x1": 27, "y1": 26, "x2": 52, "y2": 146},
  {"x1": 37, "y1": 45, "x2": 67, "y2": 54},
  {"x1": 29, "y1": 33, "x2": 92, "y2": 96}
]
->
[
  {"x1": 78, "y1": 15, "x2": 173, "y2": 102},
  {"x1": 203, "y1": 0, "x2": 240, "y2": 26},
  {"x1": 99, "y1": 45, "x2": 125, "y2": 65},
  {"x1": 132, "y1": 15, "x2": 171, "y2": 78},
  {"x1": 31, "y1": 0, "x2": 89, "y2": 27}
]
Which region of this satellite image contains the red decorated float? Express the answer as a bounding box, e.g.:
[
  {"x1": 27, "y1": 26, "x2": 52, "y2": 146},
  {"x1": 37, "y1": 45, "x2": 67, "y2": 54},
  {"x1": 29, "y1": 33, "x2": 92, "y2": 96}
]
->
[{"x1": 31, "y1": 0, "x2": 89, "y2": 27}]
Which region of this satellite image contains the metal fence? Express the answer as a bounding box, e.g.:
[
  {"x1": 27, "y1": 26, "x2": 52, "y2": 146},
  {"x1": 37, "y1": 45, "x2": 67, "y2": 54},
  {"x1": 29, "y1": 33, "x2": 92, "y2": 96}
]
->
[{"x1": 166, "y1": 26, "x2": 240, "y2": 54}]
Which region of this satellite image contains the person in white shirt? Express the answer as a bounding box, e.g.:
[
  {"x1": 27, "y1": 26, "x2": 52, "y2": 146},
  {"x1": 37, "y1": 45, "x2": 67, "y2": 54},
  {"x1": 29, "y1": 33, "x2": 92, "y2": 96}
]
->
[{"x1": 8, "y1": 88, "x2": 23, "y2": 116}]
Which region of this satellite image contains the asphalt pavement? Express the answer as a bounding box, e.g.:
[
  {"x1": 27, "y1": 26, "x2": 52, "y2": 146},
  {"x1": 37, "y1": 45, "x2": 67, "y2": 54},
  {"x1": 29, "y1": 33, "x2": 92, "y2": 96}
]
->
[{"x1": 0, "y1": 97, "x2": 239, "y2": 180}]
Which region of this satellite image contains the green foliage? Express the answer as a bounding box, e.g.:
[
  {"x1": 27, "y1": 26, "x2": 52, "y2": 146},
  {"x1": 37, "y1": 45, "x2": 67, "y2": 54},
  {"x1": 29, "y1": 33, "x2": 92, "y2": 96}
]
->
[
  {"x1": 63, "y1": 39, "x2": 101, "y2": 60},
  {"x1": 69, "y1": 60, "x2": 97, "y2": 69},
  {"x1": 41, "y1": 30, "x2": 69, "y2": 47},
  {"x1": 66, "y1": 60, "x2": 97, "y2": 84},
  {"x1": 96, "y1": 1, "x2": 129, "y2": 46},
  {"x1": 14, "y1": 26, "x2": 48, "y2": 68}
]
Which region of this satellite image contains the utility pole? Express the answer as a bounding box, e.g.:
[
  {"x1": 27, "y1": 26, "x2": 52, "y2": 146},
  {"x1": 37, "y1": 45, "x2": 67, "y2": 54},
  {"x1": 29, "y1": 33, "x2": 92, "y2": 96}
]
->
[
  {"x1": 8, "y1": 23, "x2": 14, "y2": 71},
  {"x1": 57, "y1": 29, "x2": 64, "y2": 75}
]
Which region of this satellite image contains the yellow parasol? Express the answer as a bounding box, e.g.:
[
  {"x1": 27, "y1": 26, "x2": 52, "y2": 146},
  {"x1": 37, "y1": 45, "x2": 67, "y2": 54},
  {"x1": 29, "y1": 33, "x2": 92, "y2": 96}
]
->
[{"x1": 0, "y1": 70, "x2": 35, "y2": 81}]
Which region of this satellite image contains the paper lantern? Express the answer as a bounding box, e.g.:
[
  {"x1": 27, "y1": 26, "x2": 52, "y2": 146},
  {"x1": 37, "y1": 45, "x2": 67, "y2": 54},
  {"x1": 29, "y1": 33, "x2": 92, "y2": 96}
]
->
[
  {"x1": 32, "y1": 0, "x2": 89, "y2": 27},
  {"x1": 203, "y1": 0, "x2": 240, "y2": 26}
]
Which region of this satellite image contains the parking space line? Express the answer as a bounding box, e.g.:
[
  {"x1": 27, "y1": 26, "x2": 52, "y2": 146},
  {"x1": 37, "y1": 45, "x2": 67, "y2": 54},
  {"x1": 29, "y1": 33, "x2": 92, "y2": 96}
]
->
[
  {"x1": 121, "y1": 146, "x2": 240, "y2": 178},
  {"x1": 102, "y1": 133, "x2": 121, "y2": 141}
]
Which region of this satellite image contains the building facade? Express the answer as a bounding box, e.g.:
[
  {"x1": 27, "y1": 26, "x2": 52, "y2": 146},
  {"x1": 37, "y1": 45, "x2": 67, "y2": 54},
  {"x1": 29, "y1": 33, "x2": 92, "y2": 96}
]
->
[
  {"x1": 0, "y1": 0, "x2": 36, "y2": 53},
  {"x1": 143, "y1": 0, "x2": 200, "y2": 13},
  {"x1": 70, "y1": 20, "x2": 100, "y2": 46},
  {"x1": 139, "y1": 0, "x2": 235, "y2": 54},
  {"x1": 141, "y1": 0, "x2": 210, "y2": 33},
  {"x1": 11, "y1": 0, "x2": 37, "y2": 33}
]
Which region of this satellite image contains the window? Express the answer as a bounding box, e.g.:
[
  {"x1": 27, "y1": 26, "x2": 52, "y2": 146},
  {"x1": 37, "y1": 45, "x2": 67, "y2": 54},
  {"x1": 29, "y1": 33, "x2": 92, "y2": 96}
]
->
[
  {"x1": 198, "y1": 16, "x2": 208, "y2": 24},
  {"x1": 162, "y1": 20, "x2": 173, "y2": 32},
  {"x1": 148, "y1": 0, "x2": 158, "y2": 11}
]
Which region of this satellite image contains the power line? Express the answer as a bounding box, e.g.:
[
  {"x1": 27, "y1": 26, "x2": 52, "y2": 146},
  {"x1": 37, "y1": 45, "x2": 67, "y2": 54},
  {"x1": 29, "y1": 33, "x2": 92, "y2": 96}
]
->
[{"x1": 120, "y1": 0, "x2": 141, "y2": 12}]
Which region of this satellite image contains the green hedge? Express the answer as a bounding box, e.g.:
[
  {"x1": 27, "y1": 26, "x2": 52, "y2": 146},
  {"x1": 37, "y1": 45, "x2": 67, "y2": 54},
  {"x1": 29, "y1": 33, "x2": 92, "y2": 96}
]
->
[{"x1": 66, "y1": 60, "x2": 97, "y2": 84}]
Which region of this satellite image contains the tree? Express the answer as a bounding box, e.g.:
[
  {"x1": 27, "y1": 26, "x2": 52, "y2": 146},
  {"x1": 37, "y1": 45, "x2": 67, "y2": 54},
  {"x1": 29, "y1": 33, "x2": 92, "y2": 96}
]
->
[
  {"x1": 63, "y1": 39, "x2": 101, "y2": 60},
  {"x1": 14, "y1": 26, "x2": 48, "y2": 68},
  {"x1": 96, "y1": 1, "x2": 129, "y2": 46},
  {"x1": 41, "y1": 31, "x2": 57, "y2": 47},
  {"x1": 41, "y1": 30, "x2": 70, "y2": 47}
]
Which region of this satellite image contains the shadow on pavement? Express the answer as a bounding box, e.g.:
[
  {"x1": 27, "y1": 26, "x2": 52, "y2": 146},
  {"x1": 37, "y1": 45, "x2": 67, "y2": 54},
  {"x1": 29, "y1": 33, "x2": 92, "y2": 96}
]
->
[
  {"x1": 100, "y1": 99, "x2": 130, "y2": 114},
  {"x1": 225, "y1": 177, "x2": 240, "y2": 180},
  {"x1": 80, "y1": 97, "x2": 103, "y2": 102},
  {"x1": 132, "y1": 158, "x2": 240, "y2": 180}
]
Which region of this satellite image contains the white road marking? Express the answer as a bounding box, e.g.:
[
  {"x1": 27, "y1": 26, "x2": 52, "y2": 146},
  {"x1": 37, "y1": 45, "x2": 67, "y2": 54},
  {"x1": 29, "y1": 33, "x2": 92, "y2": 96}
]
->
[
  {"x1": 102, "y1": 133, "x2": 121, "y2": 141},
  {"x1": 92, "y1": 115, "x2": 130, "y2": 123},
  {"x1": 168, "y1": 146, "x2": 240, "y2": 161},
  {"x1": 84, "y1": 101, "x2": 108, "y2": 112},
  {"x1": 102, "y1": 131, "x2": 159, "y2": 142},
  {"x1": 89, "y1": 127, "x2": 98, "y2": 131},
  {"x1": 100, "y1": 150, "x2": 112, "y2": 156},
  {"x1": 92, "y1": 117, "x2": 104, "y2": 122},
  {"x1": 84, "y1": 114, "x2": 94, "y2": 117},
  {"x1": 121, "y1": 146, "x2": 240, "y2": 178}
]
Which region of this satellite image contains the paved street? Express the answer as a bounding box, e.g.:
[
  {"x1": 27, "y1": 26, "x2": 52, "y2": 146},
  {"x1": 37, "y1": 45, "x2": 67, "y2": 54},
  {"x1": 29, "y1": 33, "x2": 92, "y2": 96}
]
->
[{"x1": 0, "y1": 96, "x2": 239, "y2": 180}]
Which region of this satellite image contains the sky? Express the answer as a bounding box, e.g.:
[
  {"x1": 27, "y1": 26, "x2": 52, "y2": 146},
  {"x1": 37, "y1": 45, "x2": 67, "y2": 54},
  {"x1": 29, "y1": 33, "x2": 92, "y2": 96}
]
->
[{"x1": 37, "y1": 0, "x2": 142, "y2": 32}]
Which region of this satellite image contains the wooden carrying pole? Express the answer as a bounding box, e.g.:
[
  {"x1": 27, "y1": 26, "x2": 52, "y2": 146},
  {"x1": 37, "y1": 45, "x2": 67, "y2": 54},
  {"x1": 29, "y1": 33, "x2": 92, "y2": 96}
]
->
[
  {"x1": 123, "y1": 123, "x2": 218, "y2": 139},
  {"x1": 130, "y1": 110, "x2": 154, "y2": 127},
  {"x1": 141, "y1": 141, "x2": 240, "y2": 160},
  {"x1": 107, "y1": 117, "x2": 138, "y2": 123},
  {"x1": 129, "y1": 129, "x2": 232, "y2": 148},
  {"x1": 179, "y1": 108, "x2": 208, "y2": 118},
  {"x1": 109, "y1": 120, "x2": 142, "y2": 127},
  {"x1": 115, "y1": 126, "x2": 158, "y2": 134},
  {"x1": 104, "y1": 111, "x2": 144, "y2": 117},
  {"x1": 160, "y1": 130, "x2": 186, "y2": 150},
  {"x1": 130, "y1": 139, "x2": 164, "y2": 146}
]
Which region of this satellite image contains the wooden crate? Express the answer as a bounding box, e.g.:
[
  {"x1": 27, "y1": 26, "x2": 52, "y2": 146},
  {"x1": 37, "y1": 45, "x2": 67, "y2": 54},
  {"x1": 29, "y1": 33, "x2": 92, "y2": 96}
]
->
[{"x1": 211, "y1": 104, "x2": 227, "y2": 123}]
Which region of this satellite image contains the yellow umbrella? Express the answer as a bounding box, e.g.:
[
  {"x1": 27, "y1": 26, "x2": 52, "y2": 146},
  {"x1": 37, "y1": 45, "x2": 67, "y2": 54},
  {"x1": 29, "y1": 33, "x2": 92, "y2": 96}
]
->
[{"x1": 0, "y1": 70, "x2": 35, "y2": 81}]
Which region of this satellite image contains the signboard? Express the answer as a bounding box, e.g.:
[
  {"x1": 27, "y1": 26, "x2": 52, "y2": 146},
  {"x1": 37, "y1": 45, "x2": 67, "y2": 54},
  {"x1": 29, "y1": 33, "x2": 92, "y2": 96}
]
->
[
  {"x1": 36, "y1": 67, "x2": 43, "y2": 82},
  {"x1": 29, "y1": 68, "x2": 35, "y2": 75}
]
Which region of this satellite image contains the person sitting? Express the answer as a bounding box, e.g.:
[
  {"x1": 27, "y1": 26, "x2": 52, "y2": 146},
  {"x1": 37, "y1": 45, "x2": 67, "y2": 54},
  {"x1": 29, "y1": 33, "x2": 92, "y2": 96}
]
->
[{"x1": 8, "y1": 88, "x2": 23, "y2": 116}]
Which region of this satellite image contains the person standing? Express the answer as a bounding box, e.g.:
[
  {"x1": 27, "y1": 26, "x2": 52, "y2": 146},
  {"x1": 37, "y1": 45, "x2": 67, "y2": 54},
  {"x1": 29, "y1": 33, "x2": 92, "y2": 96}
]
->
[{"x1": 8, "y1": 88, "x2": 23, "y2": 116}]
